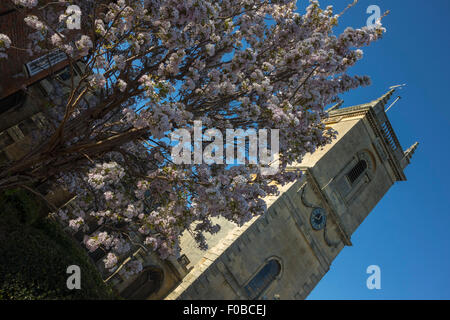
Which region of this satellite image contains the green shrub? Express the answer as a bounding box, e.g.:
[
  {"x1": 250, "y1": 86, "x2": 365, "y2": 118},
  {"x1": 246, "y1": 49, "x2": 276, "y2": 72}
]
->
[{"x1": 0, "y1": 188, "x2": 116, "y2": 300}]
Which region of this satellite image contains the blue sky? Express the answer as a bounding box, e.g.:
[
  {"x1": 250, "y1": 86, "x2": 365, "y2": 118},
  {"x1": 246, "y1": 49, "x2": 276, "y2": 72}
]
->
[{"x1": 300, "y1": 0, "x2": 450, "y2": 300}]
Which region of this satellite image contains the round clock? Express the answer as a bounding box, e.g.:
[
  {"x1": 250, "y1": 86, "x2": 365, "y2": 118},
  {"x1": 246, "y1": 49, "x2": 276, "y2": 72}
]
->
[{"x1": 310, "y1": 208, "x2": 327, "y2": 230}]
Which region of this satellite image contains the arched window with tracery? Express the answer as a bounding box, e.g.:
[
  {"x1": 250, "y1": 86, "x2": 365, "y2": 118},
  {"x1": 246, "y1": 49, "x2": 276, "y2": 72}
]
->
[{"x1": 244, "y1": 258, "x2": 281, "y2": 300}]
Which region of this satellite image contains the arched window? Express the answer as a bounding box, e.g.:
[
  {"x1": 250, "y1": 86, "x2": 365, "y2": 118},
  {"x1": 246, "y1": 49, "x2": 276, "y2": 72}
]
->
[
  {"x1": 333, "y1": 151, "x2": 376, "y2": 204},
  {"x1": 120, "y1": 267, "x2": 164, "y2": 300},
  {"x1": 244, "y1": 259, "x2": 281, "y2": 300},
  {"x1": 346, "y1": 160, "x2": 367, "y2": 184}
]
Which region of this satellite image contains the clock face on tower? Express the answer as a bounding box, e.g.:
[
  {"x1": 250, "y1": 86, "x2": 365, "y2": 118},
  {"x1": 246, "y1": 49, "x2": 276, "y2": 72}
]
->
[{"x1": 310, "y1": 208, "x2": 327, "y2": 230}]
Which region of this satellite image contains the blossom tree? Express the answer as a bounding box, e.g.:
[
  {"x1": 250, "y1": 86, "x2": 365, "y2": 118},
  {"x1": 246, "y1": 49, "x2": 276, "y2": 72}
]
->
[{"x1": 0, "y1": 0, "x2": 386, "y2": 277}]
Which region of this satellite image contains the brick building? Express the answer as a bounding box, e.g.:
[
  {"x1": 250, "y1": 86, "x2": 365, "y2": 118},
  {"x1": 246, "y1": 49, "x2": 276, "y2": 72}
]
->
[
  {"x1": 0, "y1": 1, "x2": 71, "y2": 101},
  {"x1": 0, "y1": 1, "x2": 74, "y2": 164}
]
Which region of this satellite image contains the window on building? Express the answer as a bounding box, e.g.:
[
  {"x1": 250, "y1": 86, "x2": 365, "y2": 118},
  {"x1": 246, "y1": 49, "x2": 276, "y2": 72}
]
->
[
  {"x1": 244, "y1": 259, "x2": 281, "y2": 300},
  {"x1": 346, "y1": 160, "x2": 368, "y2": 184},
  {"x1": 120, "y1": 267, "x2": 164, "y2": 300},
  {"x1": 88, "y1": 247, "x2": 106, "y2": 263},
  {"x1": 0, "y1": 91, "x2": 26, "y2": 114},
  {"x1": 57, "y1": 67, "x2": 72, "y2": 81},
  {"x1": 0, "y1": 131, "x2": 14, "y2": 149},
  {"x1": 177, "y1": 254, "x2": 190, "y2": 268},
  {"x1": 0, "y1": 151, "x2": 8, "y2": 164},
  {"x1": 18, "y1": 118, "x2": 37, "y2": 136},
  {"x1": 73, "y1": 62, "x2": 83, "y2": 76}
]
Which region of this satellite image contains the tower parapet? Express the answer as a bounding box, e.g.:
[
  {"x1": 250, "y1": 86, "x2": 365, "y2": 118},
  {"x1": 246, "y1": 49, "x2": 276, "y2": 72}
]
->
[{"x1": 326, "y1": 87, "x2": 417, "y2": 182}]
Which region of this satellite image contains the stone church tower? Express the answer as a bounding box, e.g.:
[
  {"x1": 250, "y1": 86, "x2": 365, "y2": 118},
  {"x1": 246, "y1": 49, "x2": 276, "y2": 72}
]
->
[{"x1": 164, "y1": 88, "x2": 418, "y2": 300}]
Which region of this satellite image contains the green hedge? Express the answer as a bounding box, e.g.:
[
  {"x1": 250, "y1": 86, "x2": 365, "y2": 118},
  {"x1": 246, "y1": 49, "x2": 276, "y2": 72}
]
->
[{"x1": 0, "y1": 188, "x2": 116, "y2": 300}]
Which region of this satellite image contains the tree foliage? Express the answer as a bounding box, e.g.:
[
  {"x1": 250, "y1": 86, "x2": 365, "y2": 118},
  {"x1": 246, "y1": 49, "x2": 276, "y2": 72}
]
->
[{"x1": 0, "y1": 0, "x2": 386, "y2": 278}]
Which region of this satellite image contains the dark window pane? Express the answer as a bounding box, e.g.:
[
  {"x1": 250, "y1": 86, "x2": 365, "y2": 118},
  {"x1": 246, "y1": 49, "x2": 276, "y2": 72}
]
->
[
  {"x1": 0, "y1": 151, "x2": 8, "y2": 164},
  {"x1": 0, "y1": 91, "x2": 26, "y2": 114},
  {"x1": 18, "y1": 118, "x2": 36, "y2": 136},
  {"x1": 89, "y1": 247, "x2": 106, "y2": 263},
  {"x1": 346, "y1": 160, "x2": 367, "y2": 184},
  {"x1": 120, "y1": 267, "x2": 164, "y2": 300},
  {"x1": 58, "y1": 67, "x2": 72, "y2": 81},
  {"x1": 244, "y1": 259, "x2": 281, "y2": 300},
  {"x1": 0, "y1": 132, "x2": 14, "y2": 148}
]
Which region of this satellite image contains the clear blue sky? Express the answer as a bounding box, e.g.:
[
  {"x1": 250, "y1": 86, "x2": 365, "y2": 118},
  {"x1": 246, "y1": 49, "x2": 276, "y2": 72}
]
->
[{"x1": 300, "y1": 0, "x2": 450, "y2": 300}]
